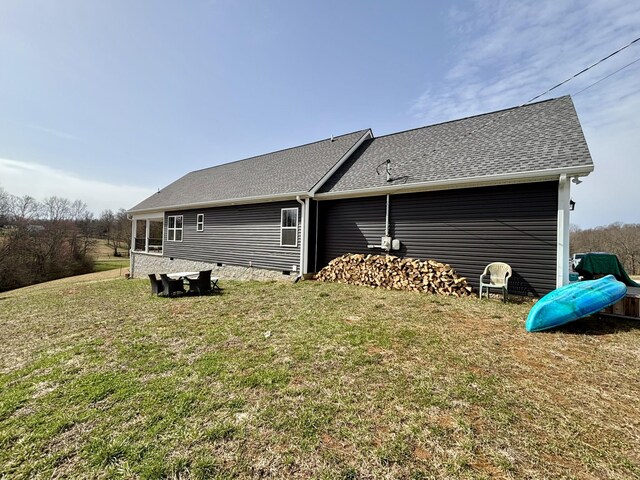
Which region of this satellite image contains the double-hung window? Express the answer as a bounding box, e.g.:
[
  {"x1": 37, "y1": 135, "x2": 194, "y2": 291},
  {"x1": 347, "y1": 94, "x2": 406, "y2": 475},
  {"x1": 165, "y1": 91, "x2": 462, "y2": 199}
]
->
[
  {"x1": 167, "y1": 215, "x2": 183, "y2": 241},
  {"x1": 280, "y1": 208, "x2": 298, "y2": 247},
  {"x1": 196, "y1": 213, "x2": 205, "y2": 232}
]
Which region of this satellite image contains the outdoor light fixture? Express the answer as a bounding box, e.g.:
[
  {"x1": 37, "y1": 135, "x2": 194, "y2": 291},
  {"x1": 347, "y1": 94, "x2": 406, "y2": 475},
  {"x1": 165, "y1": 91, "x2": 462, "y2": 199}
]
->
[{"x1": 570, "y1": 199, "x2": 576, "y2": 211}]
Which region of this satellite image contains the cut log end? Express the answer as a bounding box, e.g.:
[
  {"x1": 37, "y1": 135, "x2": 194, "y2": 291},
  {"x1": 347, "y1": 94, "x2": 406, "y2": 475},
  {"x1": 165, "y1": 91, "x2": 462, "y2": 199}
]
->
[{"x1": 315, "y1": 253, "x2": 472, "y2": 297}]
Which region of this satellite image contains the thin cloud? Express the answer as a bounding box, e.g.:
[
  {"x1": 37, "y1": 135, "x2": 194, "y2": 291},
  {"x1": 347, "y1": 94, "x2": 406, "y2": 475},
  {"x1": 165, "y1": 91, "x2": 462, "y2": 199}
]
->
[
  {"x1": 410, "y1": 0, "x2": 640, "y2": 228},
  {"x1": 412, "y1": 0, "x2": 640, "y2": 122},
  {"x1": 2, "y1": 119, "x2": 80, "y2": 141},
  {"x1": 0, "y1": 158, "x2": 154, "y2": 215},
  {"x1": 22, "y1": 123, "x2": 79, "y2": 140}
]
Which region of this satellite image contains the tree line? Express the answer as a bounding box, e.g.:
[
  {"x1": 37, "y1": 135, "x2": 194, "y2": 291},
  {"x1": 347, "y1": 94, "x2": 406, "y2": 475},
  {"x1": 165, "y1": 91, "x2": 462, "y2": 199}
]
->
[
  {"x1": 0, "y1": 187, "x2": 131, "y2": 291},
  {"x1": 571, "y1": 223, "x2": 640, "y2": 275}
]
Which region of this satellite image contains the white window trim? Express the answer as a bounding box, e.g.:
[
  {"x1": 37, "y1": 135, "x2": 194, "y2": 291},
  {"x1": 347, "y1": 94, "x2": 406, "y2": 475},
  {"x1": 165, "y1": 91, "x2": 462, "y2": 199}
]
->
[
  {"x1": 196, "y1": 213, "x2": 205, "y2": 232},
  {"x1": 280, "y1": 207, "x2": 298, "y2": 248},
  {"x1": 167, "y1": 215, "x2": 184, "y2": 242}
]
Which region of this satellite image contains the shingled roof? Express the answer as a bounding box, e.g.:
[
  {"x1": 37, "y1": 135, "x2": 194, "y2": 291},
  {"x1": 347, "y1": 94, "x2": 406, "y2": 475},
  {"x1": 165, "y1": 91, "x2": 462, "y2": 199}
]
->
[
  {"x1": 318, "y1": 96, "x2": 593, "y2": 195},
  {"x1": 129, "y1": 129, "x2": 370, "y2": 213},
  {"x1": 130, "y1": 96, "x2": 593, "y2": 213}
]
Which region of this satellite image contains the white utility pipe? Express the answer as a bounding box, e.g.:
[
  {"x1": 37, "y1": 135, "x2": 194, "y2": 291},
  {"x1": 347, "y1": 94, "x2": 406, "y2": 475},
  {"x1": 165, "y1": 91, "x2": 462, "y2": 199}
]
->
[
  {"x1": 385, "y1": 194, "x2": 390, "y2": 238},
  {"x1": 369, "y1": 194, "x2": 393, "y2": 251},
  {"x1": 303, "y1": 198, "x2": 310, "y2": 273},
  {"x1": 296, "y1": 196, "x2": 305, "y2": 277}
]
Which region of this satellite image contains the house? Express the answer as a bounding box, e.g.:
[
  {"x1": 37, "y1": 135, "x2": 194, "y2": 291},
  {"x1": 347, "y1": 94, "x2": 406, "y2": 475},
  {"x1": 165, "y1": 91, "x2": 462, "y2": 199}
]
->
[{"x1": 128, "y1": 96, "x2": 594, "y2": 296}]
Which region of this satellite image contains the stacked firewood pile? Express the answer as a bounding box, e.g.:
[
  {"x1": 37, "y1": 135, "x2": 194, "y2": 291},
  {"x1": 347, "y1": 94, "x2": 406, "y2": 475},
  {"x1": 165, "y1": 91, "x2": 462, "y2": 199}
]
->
[{"x1": 315, "y1": 253, "x2": 473, "y2": 296}]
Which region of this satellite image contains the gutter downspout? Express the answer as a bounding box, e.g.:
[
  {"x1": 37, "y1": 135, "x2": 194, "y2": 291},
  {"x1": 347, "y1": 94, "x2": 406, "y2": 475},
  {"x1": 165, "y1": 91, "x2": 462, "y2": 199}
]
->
[
  {"x1": 296, "y1": 196, "x2": 305, "y2": 281},
  {"x1": 556, "y1": 174, "x2": 571, "y2": 288},
  {"x1": 385, "y1": 194, "x2": 390, "y2": 238},
  {"x1": 304, "y1": 198, "x2": 310, "y2": 274}
]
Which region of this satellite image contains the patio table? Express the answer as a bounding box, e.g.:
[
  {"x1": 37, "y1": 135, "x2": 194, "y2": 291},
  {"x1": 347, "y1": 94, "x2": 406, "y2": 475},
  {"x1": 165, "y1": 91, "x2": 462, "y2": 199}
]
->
[
  {"x1": 167, "y1": 271, "x2": 221, "y2": 292},
  {"x1": 167, "y1": 271, "x2": 199, "y2": 281}
]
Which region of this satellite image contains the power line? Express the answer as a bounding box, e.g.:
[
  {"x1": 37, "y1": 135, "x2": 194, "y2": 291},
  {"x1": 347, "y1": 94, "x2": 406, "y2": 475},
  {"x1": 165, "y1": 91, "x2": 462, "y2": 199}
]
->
[
  {"x1": 573, "y1": 56, "x2": 640, "y2": 96},
  {"x1": 406, "y1": 37, "x2": 640, "y2": 161},
  {"x1": 525, "y1": 36, "x2": 640, "y2": 104},
  {"x1": 450, "y1": 37, "x2": 640, "y2": 144}
]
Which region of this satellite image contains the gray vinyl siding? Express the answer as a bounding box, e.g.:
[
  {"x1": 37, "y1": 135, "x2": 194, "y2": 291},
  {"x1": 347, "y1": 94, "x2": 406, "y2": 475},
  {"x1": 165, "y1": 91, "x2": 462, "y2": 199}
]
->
[
  {"x1": 317, "y1": 196, "x2": 386, "y2": 267},
  {"x1": 317, "y1": 182, "x2": 558, "y2": 296},
  {"x1": 163, "y1": 201, "x2": 301, "y2": 272}
]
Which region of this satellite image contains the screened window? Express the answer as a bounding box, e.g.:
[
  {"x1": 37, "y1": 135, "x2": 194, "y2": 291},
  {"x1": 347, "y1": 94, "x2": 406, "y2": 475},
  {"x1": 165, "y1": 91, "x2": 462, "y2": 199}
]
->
[
  {"x1": 280, "y1": 208, "x2": 298, "y2": 247},
  {"x1": 196, "y1": 213, "x2": 205, "y2": 232},
  {"x1": 167, "y1": 215, "x2": 183, "y2": 241}
]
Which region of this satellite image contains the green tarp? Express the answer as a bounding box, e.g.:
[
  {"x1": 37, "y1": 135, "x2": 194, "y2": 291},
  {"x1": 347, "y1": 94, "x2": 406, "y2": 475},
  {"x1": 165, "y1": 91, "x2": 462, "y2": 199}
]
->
[{"x1": 575, "y1": 254, "x2": 640, "y2": 287}]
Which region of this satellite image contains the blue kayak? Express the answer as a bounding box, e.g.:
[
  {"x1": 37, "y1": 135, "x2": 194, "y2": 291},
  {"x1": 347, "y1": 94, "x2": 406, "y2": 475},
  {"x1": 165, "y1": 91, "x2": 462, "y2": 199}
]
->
[{"x1": 526, "y1": 275, "x2": 627, "y2": 332}]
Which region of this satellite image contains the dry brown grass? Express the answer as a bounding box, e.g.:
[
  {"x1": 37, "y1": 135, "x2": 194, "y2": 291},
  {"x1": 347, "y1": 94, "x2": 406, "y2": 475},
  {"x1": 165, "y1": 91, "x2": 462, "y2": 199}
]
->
[
  {"x1": 0, "y1": 269, "x2": 127, "y2": 298},
  {"x1": 0, "y1": 276, "x2": 639, "y2": 478},
  {"x1": 87, "y1": 238, "x2": 128, "y2": 260}
]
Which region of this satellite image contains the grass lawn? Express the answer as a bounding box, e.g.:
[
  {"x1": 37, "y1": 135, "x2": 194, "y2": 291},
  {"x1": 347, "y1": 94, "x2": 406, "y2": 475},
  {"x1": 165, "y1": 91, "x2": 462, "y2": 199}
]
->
[
  {"x1": 88, "y1": 238, "x2": 129, "y2": 259},
  {"x1": 92, "y1": 258, "x2": 130, "y2": 273},
  {"x1": 1, "y1": 277, "x2": 639, "y2": 479},
  {"x1": 88, "y1": 237, "x2": 130, "y2": 274}
]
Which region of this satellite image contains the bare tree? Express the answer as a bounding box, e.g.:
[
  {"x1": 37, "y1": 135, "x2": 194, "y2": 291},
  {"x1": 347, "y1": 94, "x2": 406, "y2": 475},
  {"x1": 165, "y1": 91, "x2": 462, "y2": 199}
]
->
[
  {"x1": 43, "y1": 196, "x2": 72, "y2": 221},
  {"x1": 9, "y1": 195, "x2": 41, "y2": 223},
  {"x1": 571, "y1": 222, "x2": 640, "y2": 275},
  {"x1": 68, "y1": 201, "x2": 96, "y2": 256},
  {"x1": 0, "y1": 187, "x2": 9, "y2": 223},
  {"x1": 114, "y1": 209, "x2": 132, "y2": 254},
  {"x1": 99, "y1": 209, "x2": 120, "y2": 256},
  {"x1": 0, "y1": 187, "x2": 135, "y2": 291},
  {"x1": 607, "y1": 223, "x2": 640, "y2": 275},
  {"x1": 69, "y1": 200, "x2": 89, "y2": 221}
]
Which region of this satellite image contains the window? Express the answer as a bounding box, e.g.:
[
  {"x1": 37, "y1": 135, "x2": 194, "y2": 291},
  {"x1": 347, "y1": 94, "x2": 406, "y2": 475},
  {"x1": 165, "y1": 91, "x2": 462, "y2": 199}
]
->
[
  {"x1": 196, "y1": 213, "x2": 205, "y2": 232},
  {"x1": 280, "y1": 208, "x2": 298, "y2": 247},
  {"x1": 167, "y1": 215, "x2": 183, "y2": 241}
]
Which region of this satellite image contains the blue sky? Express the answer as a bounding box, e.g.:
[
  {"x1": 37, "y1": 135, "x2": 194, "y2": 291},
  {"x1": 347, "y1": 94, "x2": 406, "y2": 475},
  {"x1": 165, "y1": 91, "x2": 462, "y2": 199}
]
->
[{"x1": 0, "y1": 0, "x2": 638, "y2": 228}]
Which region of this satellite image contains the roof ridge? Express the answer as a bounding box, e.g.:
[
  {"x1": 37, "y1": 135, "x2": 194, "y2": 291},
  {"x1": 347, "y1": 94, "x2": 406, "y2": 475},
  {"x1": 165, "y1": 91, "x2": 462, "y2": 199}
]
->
[
  {"x1": 189, "y1": 129, "x2": 370, "y2": 174},
  {"x1": 373, "y1": 96, "x2": 570, "y2": 141}
]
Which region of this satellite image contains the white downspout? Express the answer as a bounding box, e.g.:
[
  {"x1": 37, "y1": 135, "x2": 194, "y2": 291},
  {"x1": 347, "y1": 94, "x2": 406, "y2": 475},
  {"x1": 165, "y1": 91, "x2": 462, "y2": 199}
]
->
[
  {"x1": 296, "y1": 196, "x2": 305, "y2": 279},
  {"x1": 556, "y1": 174, "x2": 571, "y2": 288},
  {"x1": 385, "y1": 194, "x2": 390, "y2": 238},
  {"x1": 303, "y1": 198, "x2": 310, "y2": 274},
  {"x1": 314, "y1": 200, "x2": 319, "y2": 272}
]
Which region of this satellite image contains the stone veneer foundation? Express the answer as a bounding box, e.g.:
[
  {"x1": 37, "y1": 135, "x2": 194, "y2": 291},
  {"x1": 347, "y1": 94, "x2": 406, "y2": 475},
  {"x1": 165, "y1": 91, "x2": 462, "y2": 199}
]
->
[{"x1": 130, "y1": 252, "x2": 295, "y2": 282}]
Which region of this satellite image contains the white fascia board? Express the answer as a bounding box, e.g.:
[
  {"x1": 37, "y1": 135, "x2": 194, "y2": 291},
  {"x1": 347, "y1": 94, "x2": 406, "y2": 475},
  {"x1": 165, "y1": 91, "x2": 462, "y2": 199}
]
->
[
  {"x1": 314, "y1": 165, "x2": 594, "y2": 201},
  {"x1": 308, "y1": 129, "x2": 373, "y2": 196},
  {"x1": 131, "y1": 212, "x2": 165, "y2": 220},
  {"x1": 128, "y1": 191, "x2": 310, "y2": 215}
]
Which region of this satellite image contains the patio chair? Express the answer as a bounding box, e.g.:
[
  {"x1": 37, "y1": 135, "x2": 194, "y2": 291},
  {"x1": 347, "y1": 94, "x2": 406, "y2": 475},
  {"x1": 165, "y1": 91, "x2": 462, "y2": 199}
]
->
[
  {"x1": 479, "y1": 262, "x2": 512, "y2": 302},
  {"x1": 186, "y1": 270, "x2": 214, "y2": 295},
  {"x1": 148, "y1": 274, "x2": 163, "y2": 296},
  {"x1": 159, "y1": 273, "x2": 186, "y2": 297}
]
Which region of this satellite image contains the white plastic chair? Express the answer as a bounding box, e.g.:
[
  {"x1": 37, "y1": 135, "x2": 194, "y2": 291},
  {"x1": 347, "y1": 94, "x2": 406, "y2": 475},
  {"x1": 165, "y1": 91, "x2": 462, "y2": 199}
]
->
[{"x1": 479, "y1": 262, "x2": 512, "y2": 302}]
